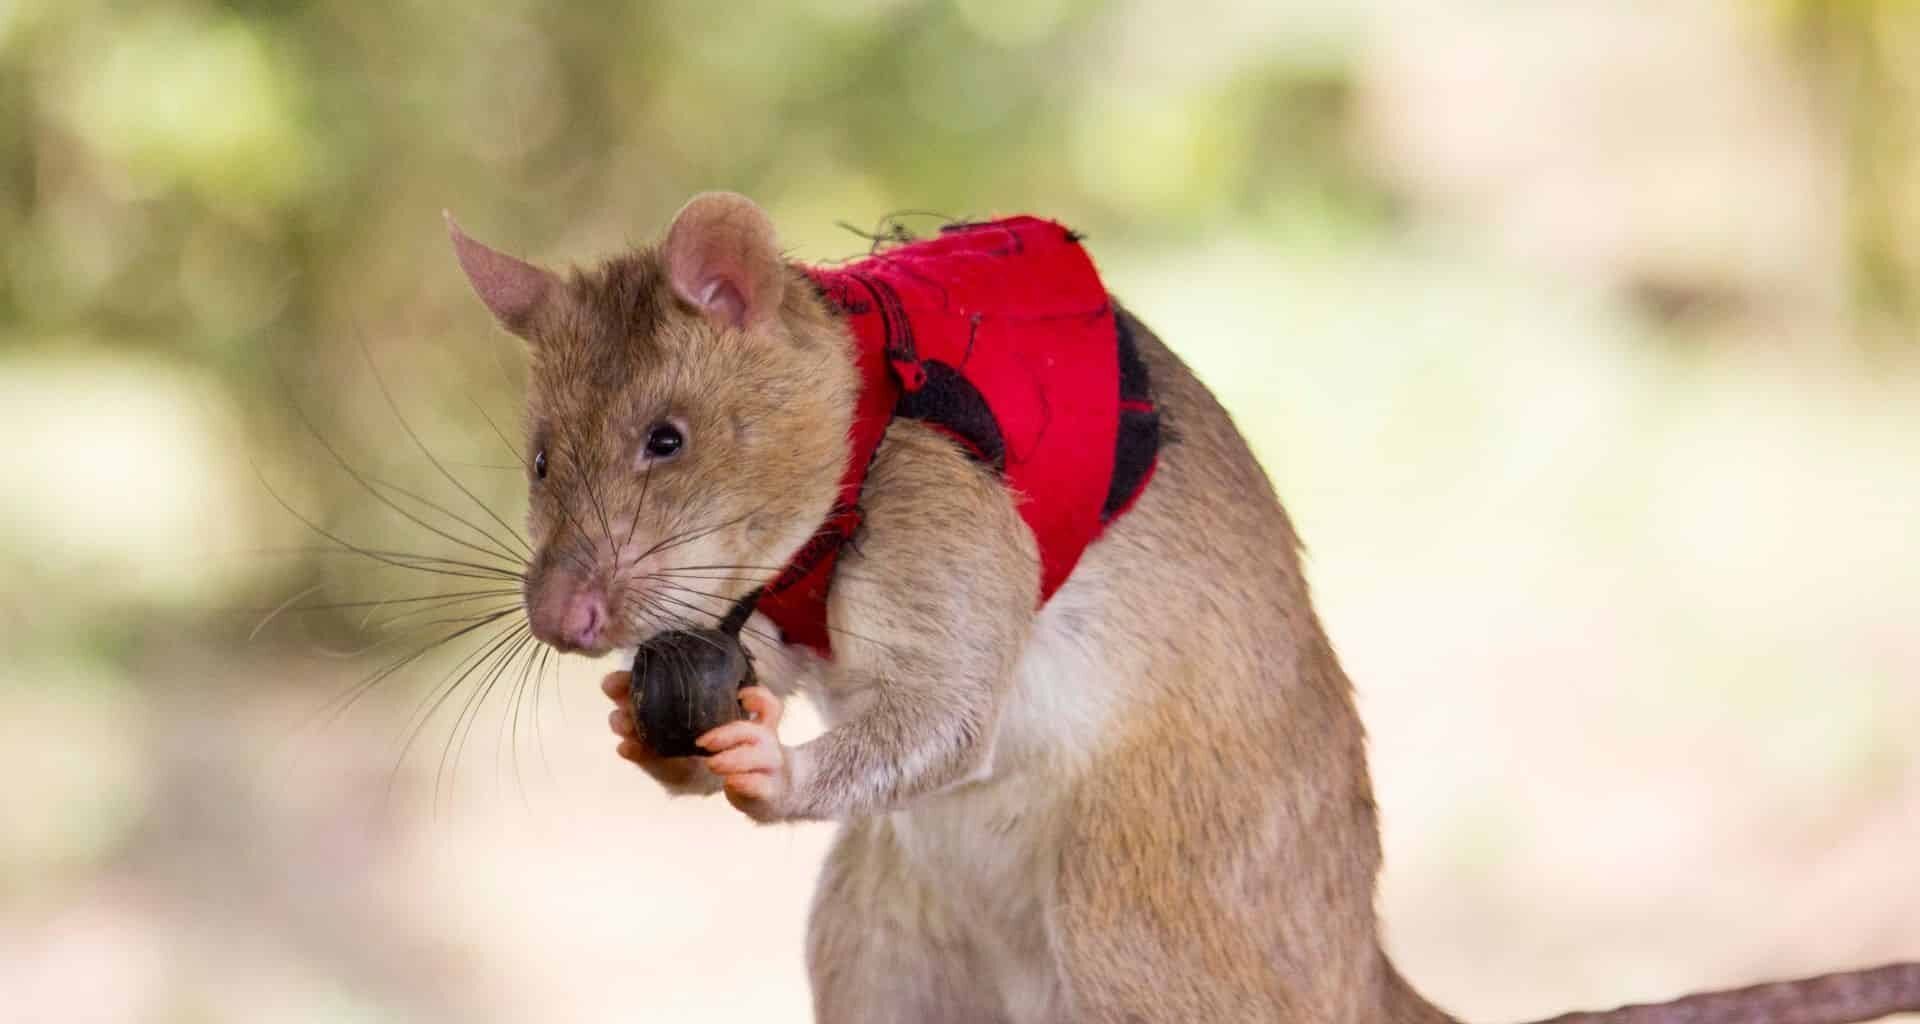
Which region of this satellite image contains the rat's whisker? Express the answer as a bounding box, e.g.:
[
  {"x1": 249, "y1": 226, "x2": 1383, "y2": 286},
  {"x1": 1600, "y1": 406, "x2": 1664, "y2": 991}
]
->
[
  {"x1": 246, "y1": 583, "x2": 326, "y2": 642},
  {"x1": 366, "y1": 597, "x2": 526, "y2": 633},
  {"x1": 229, "y1": 587, "x2": 521, "y2": 638},
  {"x1": 570, "y1": 434, "x2": 623, "y2": 573},
  {"x1": 250, "y1": 457, "x2": 524, "y2": 584},
  {"x1": 277, "y1": 606, "x2": 525, "y2": 770},
  {"x1": 527, "y1": 436, "x2": 621, "y2": 584},
  {"x1": 652, "y1": 579, "x2": 897, "y2": 654},
  {"x1": 364, "y1": 475, "x2": 527, "y2": 566},
  {"x1": 470, "y1": 397, "x2": 532, "y2": 475},
  {"x1": 388, "y1": 616, "x2": 527, "y2": 811},
  {"x1": 298, "y1": 603, "x2": 519, "y2": 660},
  {"x1": 630, "y1": 596, "x2": 737, "y2": 657},
  {"x1": 636, "y1": 493, "x2": 786, "y2": 562},
  {"x1": 272, "y1": 365, "x2": 525, "y2": 569},
  {"x1": 652, "y1": 561, "x2": 886, "y2": 588},
  {"x1": 357, "y1": 333, "x2": 534, "y2": 561},
  {"x1": 441, "y1": 625, "x2": 536, "y2": 815},
  {"x1": 243, "y1": 587, "x2": 522, "y2": 617},
  {"x1": 527, "y1": 643, "x2": 557, "y2": 789},
  {"x1": 640, "y1": 588, "x2": 784, "y2": 650},
  {"x1": 235, "y1": 545, "x2": 525, "y2": 582},
  {"x1": 617, "y1": 458, "x2": 655, "y2": 580},
  {"x1": 500, "y1": 627, "x2": 546, "y2": 814},
  {"x1": 553, "y1": 434, "x2": 613, "y2": 567},
  {"x1": 622, "y1": 593, "x2": 705, "y2": 643},
  {"x1": 438, "y1": 624, "x2": 533, "y2": 816}
]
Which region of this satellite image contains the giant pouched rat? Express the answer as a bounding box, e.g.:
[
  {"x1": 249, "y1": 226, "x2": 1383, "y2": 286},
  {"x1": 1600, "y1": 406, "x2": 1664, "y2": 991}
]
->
[{"x1": 447, "y1": 193, "x2": 1920, "y2": 1023}]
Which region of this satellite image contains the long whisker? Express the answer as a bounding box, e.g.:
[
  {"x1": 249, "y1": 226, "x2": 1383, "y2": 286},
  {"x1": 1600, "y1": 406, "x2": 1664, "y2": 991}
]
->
[
  {"x1": 478, "y1": 403, "x2": 612, "y2": 585},
  {"x1": 358, "y1": 334, "x2": 534, "y2": 561},
  {"x1": 499, "y1": 628, "x2": 545, "y2": 813},
  {"x1": 287, "y1": 602, "x2": 521, "y2": 660},
  {"x1": 620, "y1": 458, "x2": 655, "y2": 575},
  {"x1": 430, "y1": 619, "x2": 527, "y2": 814},
  {"x1": 274, "y1": 367, "x2": 525, "y2": 569},
  {"x1": 387, "y1": 616, "x2": 526, "y2": 809},
  {"x1": 276, "y1": 606, "x2": 525, "y2": 769},
  {"x1": 570, "y1": 432, "x2": 622, "y2": 572},
  {"x1": 351, "y1": 552, "x2": 522, "y2": 581},
  {"x1": 364, "y1": 594, "x2": 525, "y2": 632},
  {"x1": 624, "y1": 594, "x2": 737, "y2": 656},
  {"x1": 368, "y1": 602, "x2": 524, "y2": 640},
  {"x1": 442, "y1": 626, "x2": 536, "y2": 814},
  {"x1": 468, "y1": 397, "x2": 596, "y2": 580},
  {"x1": 631, "y1": 589, "x2": 784, "y2": 651},
  {"x1": 365, "y1": 475, "x2": 527, "y2": 565},
  {"x1": 527, "y1": 643, "x2": 557, "y2": 790},
  {"x1": 549, "y1": 433, "x2": 623, "y2": 585},
  {"x1": 241, "y1": 587, "x2": 522, "y2": 617},
  {"x1": 247, "y1": 583, "x2": 326, "y2": 642},
  {"x1": 624, "y1": 593, "x2": 698, "y2": 638},
  {"x1": 636, "y1": 496, "x2": 782, "y2": 563},
  {"x1": 250, "y1": 468, "x2": 521, "y2": 589},
  {"x1": 470, "y1": 397, "x2": 531, "y2": 475},
  {"x1": 650, "y1": 562, "x2": 887, "y2": 589},
  {"x1": 232, "y1": 545, "x2": 525, "y2": 581},
  {"x1": 248, "y1": 458, "x2": 522, "y2": 585},
  {"x1": 652, "y1": 580, "x2": 899, "y2": 654}
]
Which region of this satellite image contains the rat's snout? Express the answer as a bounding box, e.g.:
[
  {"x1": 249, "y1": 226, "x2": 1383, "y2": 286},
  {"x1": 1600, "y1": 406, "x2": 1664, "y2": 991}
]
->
[{"x1": 527, "y1": 570, "x2": 612, "y2": 654}]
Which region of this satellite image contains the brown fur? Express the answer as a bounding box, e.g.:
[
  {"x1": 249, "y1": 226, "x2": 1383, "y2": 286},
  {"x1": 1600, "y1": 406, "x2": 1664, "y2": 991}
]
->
[
  {"x1": 510, "y1": 246, "x2": 856, "y2": 654},
  {"x1": 450, "y1": 193, "x2": 1920, "y2": 1024}
]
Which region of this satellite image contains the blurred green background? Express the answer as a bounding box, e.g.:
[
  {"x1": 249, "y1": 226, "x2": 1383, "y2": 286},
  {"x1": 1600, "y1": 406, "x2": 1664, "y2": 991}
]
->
[{"x1": 3, "y1": 0, "x2": 1918, "y2": 1021}]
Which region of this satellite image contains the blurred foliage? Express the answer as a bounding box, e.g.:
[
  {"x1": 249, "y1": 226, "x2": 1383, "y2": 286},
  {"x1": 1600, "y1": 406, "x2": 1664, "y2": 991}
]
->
[
  {"x1": 0, "y1": 0, "x2": 1916, "y2": 652},
  {"x1": 4, "y1": 5, "x2": 1919, "y2": 1020},
  {"x1": 0, "y1": 0, "x2": 1383, "y2": 363},
  {"x1": 0, "y1": 0, "x2": 1395, "y2": 655},
  {"x1": 1770, "y1": 0, "x2": 1920, "y2": 339}
]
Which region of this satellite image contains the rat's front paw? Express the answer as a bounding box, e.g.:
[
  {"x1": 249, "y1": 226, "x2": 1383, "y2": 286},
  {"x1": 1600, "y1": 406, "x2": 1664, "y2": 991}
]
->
[{"x1": 697, "y1": 686, "x2": 793, "y2": 822}]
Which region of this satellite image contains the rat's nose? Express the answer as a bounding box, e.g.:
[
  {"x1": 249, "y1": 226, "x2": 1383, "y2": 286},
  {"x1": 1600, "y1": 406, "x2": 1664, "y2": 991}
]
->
[
  {"x1": 559, "y1": 591, "x2": 606, "y2": 650},
  {"x1": 529, "y1": 576, "x2": 610, "y2": 652}
]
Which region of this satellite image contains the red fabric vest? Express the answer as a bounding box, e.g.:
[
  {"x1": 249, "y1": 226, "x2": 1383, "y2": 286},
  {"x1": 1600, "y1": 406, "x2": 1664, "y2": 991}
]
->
[{"x1": 753, "y1": 217, "x2": 1159, "y2": 656}]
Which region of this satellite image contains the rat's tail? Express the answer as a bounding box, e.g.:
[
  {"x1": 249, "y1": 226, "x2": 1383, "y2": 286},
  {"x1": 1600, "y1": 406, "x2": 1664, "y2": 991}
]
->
[{"x1": 1516, "y1": 962, "x2": 1920, "y2": 1024}]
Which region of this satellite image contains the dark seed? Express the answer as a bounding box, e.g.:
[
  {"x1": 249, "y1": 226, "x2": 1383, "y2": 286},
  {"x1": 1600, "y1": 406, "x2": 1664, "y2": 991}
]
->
[{"x1": 628, "y1": 627, "x2": 753, "y2": 758}]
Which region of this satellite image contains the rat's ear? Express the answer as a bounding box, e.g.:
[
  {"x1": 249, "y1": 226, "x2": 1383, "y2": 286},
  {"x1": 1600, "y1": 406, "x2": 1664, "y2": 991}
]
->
[
  {"x1": 662, "y1": 192, "x2": 786, "y2": 329},
  {"x1": 446, "y1": 212, "x2": 558, "y2": 338}
]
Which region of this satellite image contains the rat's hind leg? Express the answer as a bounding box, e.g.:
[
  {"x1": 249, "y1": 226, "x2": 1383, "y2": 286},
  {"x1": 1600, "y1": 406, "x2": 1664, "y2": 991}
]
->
[
  {"x1": 807, "y1": 820, "x2": 1009, "y2": 1024},
  {"x1": 1048, "y1": 720, "x2": 1390, "y2": 1024}
]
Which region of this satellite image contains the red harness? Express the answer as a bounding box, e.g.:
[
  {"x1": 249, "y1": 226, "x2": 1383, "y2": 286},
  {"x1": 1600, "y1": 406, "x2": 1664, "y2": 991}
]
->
[{"x1": 753, "y1": 217, "x2": 1160, "y2": 656}]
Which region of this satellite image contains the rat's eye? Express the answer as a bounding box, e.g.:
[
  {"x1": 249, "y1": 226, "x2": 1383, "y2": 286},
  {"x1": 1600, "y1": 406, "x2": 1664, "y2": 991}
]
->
[
  {"x1": 533, "y1": 449, "x2": 548, "y2": 480},
  {"x1": 644, "y1": 422, "x2": 686, "y2": 460}
]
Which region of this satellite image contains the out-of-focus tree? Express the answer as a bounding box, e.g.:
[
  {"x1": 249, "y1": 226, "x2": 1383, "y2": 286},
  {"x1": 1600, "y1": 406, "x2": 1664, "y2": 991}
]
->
[
  {"x1": 1771, "y1": 0, "x2": 1920, "y2": 341},
  {"x1": 0, "y1": 0, "x2": 1389, "y2": 653}
]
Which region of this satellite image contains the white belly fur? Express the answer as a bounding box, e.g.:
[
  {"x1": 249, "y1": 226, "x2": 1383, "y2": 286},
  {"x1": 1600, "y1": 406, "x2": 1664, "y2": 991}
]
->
[{"x1": 885, "y1": 565, "x2": 1133, "y2": 1020}]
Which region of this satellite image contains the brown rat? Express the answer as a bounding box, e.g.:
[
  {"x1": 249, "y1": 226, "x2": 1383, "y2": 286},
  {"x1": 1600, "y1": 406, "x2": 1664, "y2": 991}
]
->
[{"x1": 448, "y1": 194, "x2": 1920, "y2": 1023}]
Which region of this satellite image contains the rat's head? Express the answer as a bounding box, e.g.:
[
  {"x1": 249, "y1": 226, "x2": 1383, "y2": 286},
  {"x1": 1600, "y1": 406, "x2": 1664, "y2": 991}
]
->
[{"x1": 449, "y1": 193, "x2": 854, "y2": 656}]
